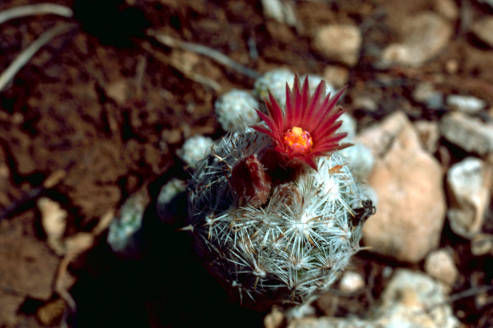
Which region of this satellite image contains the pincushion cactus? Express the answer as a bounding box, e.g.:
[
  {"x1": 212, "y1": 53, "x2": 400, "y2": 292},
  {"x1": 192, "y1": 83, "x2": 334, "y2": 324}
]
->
[{"x1": 187, "y1": 76, "x2": 374, "y2": 308}]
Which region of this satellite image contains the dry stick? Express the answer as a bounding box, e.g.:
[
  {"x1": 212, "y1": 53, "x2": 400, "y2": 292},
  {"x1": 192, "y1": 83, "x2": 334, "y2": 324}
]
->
[
  {"x1": 0, "y1": 3, "x2": 72, "y2": 25},
  {"x1": 148, "y1": 30, "x2": 261, "y2": 80},
  {"x1": 0, "y1": 23, "x2": 76, "y2": 92}
]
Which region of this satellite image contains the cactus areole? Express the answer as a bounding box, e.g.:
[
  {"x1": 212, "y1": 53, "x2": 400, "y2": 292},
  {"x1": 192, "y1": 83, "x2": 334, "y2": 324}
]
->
[{"x1": 187, "y1": 76, "x2": 374, "y2": 309}]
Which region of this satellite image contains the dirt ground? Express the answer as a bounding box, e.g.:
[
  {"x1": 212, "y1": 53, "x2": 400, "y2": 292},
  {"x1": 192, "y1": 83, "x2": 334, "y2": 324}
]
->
[{"x1": 1, "y1": 0, "x2": 493, "y2": 327}]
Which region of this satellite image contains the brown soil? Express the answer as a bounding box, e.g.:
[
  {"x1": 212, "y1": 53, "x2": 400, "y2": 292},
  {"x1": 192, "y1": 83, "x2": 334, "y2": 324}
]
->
[{"x1": 1, "y1": 0, "x2": 492, "y2": 327}]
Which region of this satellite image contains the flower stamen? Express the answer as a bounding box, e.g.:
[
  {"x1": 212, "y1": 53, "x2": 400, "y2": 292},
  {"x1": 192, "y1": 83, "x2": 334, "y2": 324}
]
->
[{"x1": 283, "y1": 126, "x2": 313, "y2": 154}]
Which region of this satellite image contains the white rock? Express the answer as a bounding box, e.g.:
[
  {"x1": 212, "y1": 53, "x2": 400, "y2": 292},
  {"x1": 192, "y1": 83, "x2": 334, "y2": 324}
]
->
[
  {"x1": 38, "y1": 197, "x2": 67, "y2": 255},
  {"x1": 215, "y1": 89, "x2": 259, "y2": 131},
  {"x1": 261, "y1": 0, "x2": 297, "y2": 26},
  {"x1": 447, "y1": 94, "x2": 486, "y2": 114},
  {"x1": 177, "y1": 135, "x2": 214, "y2": 167},
  {"x1": 471, "y1": 17, "x2": 493, "y2": 48},
  {"x1": 340, "y1": 142, "x2": 374, "y2": 181},
  {"x1": 360, "y1": 113, "x2": 446, "y2": 263},
  {"x1": 425, "y1": 249, "x2": 458, "y2": 286},
  {"x1": 413, "y1": 82, "x2": 444, "y2": 110},
  {"x1": 312, "y1": 24, "x2": 361, "y2": 66},
  {"x1": 107, "y1": 191, "x2": 148, "y2": 254},
  {"x1": 440, "y1": 112, "x2": 493, "y2": 156},
  {"x1": 381, "y1": 12, "x2": 452, "y2": 67},
  {"x1": 288, "y1": 270, "x2": 459, "y2": 328},
  {"x1": 338, "y1": 271, "x2": 365, "y2": 293},
  {"x1": 446, "y1": 157, "x2": 493, "y2": 238}
]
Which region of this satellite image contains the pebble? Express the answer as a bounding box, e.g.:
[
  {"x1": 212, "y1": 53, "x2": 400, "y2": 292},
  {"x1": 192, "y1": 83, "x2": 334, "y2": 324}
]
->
[
  {"x1": 38, "y1": 197, "x2": 67, "y2": 255},
  {"x1": 261, "y1": 0, "x2": 297, "y2": 26},
  {"x1": 323, "y1": 65, "x2": 349, "y2": 88},
  {"x1": 360, "y1": 113, "x2": 446, "y2": 263},
  {"x1": 446, "y1": 157, "x2": 493, "y2": 238},
  {"x1": 447, "y1": 94, "x2": 486, "y2": 114},
  {"x1": 312, "y1": 24, "x2": 362, "y2": 66},
  {"x1": 107, "y1": 191, "x2": 149, "y2": 255},
  {"x1": 424, "y1": 249, "x2": 458, "y2": 286},
  {"x1": 381, "y1": 12, "x2": 452, "y2": 67},
  {"x1": 413, "y1": 82, "x2": 444, "y2": 110},
  {"x1": 440, "y1": 112, "x2": 493, "y2": 156},
  {"x1": 338, "y1": 271, "x2": 365, "y2": 293},
  {"x1": 433, "y1": 0, "x2": 459, "y2": 21},
  {"x1": 289, "y1": 270, "x2": 459, "y2": 328},
  {"x1": 215, "y1": 89, "x2": 259, "y2": 131},
  {"x1": 471, "y1": 17, "x2": 493, "y2": 48},
  {"x1": 177, "y1": 135, "x2": 214, "y2": 167}
]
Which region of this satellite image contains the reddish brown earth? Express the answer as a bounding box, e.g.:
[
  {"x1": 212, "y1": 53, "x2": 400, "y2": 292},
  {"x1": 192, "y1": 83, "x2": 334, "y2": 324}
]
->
[{"x1": 1, "y1": 0, "x2": 493, "y2": 327}]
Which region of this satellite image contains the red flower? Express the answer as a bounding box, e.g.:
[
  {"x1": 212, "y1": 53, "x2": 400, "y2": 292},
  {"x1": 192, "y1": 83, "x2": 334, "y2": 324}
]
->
[{"x1": 254, "y1": 76, "x2": 350, "y2": 170}]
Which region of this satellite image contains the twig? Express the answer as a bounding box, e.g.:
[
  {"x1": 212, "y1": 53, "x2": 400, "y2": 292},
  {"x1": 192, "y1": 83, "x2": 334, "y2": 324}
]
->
[
  {"x1": 0, "y1": 23, "x2": 76, "y2": 92},
  {"x1": 147, "y1": 30, "x2": 261, "y2": 80},
  {"x1": 0, "y1": 3, "x2": 72, "y2": 25},
  {"x1": 141, "y1": 41, "x2": 221, "y2": 91}
]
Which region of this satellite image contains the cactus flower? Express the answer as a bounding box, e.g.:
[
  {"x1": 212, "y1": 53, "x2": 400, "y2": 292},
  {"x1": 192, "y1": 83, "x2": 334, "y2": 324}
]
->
[{"x1": 254, "y1": 76, "x2": 349, "y2": 169}]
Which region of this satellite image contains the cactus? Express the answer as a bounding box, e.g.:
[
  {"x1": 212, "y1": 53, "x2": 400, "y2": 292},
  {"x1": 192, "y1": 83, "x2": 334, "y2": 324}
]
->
[{"x1": 186, "y1": 75, "x2": 374, "y2": 308}]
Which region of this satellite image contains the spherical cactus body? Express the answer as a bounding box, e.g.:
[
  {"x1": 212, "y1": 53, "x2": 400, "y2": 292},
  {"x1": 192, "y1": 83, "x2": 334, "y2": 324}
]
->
[{"x1": 187, "y1": 76, "x2": 374, "y2": 309}]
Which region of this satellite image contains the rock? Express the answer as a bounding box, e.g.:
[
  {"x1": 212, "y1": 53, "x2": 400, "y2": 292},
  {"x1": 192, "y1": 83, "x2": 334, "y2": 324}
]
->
[
  {"x1": 447, "y1": 94, "x2": 486, "y2": 114},
  {"x1": 107, "y1": 190, "x2": 149, "y2": 256},
  {"x1": 413, "y1": 82, "x2": 444, "y2": 110},
  {"x1": 340, "y1": 142, "x2": 374, "y2": 181},
  {"x1": 381, "y1": 12, "x2": 452, "y2": 67},
  {"x1": 288, "y1": 270, "x2": 459, "y2": 328},
  {"x1": 323, "y1": 66, "x2": 349, "y2": 88},
  {"x1": 446, "y1": 157, "x2": 493, "y2": 238},
  {"x1": 261, "y1": 0, "x2": 297, "y2": 26},
  {"x1": 471, "y1": 233, "x2": 493, "y2": 256},
  {"x1": 38, "y1": 198, "x2": 67, "y2": 255},
  {"x1": 424, "y1": 249, "x2": 458, "y2": 286},
  {"x1": 312, "y1": 24, "x2": 362, "y2": 66},
  {"x1": 106, "y1": 79, "x2": 128, "y2": 105},
  {"x1": 177, "y1": 135, "x2": 214, "y2": 167},
  {"x1": 360, "y1": 113, "x2": 446, "y2": 262},
  {"x1": 471, "y1": 17, "x2": 493, "y2": 48},
  {"x1": 264, "y1": 307, "x2": 285, "y2": 328},
  {"x1": 414, "y1": 120, "x2": 440, "y2": 154},
  {"x1": 338, "y1": 271, "x2": 365, "y2": 293},
  {"x1": 440, "y1": 112, "x2": 493, "y2": 156},
  {"x1": 353, "y1": 96, "x2": 378, "y2": 112},
  {"x1": 434, "y1": 0, "x2": 459, "y2": 21},
  {"x1": 215, "y1": 90, "x2": 259, "y2": 131}
]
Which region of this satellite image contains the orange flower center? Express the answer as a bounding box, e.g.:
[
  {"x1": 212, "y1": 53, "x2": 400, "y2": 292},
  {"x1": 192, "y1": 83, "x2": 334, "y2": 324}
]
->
[{"x1": 283, "y1": 126, "x2": 313, "y2": 153}]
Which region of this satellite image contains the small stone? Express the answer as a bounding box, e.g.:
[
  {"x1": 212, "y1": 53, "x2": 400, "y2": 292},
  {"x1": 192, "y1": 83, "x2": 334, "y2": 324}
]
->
[
  {"x1": 471, "y1": 233, "x2": 493, "y2": 256},
  {"x1": 261, "y1": 0, "x2": 297, "y2": 26},
  {"x1": 313, "y1": 24, "x2": 361, "y2": 66},
  {"x1": 323, "y1": 66, "x2": 349, "y2": 88},
  {"x1": 264, "y1": 307, "x2": 285, "y2": 328},
  {"x1": 288, "y1": 270, "x2": 459, "y2": 328},
  {"x1": 106, "y1": 80, "x2": 128, "y2": 105},
  {"x1": 413, "y1": 82, "x2": 444, "y2": 110},
  {"x1": 361, "y1": 113, "x2": 446, "y2": 262},
  {"x1": 38, "y1": 198, "x2": 67, "y2": 255},
  {"x1": 424, "y1": 249, "x2": 458, "y2": 286},
  {"x1": 177, "y1": 135, "x2": 214, "y2": 167},
  {"x1": 340, "y1": 142, "x2": 375, "y2": 181},
  {"x1": 440, "y1": 112, "x2": 493, "y2": 156},
  {"x1": 414, "y1": 120, "x2": 440, "y2": 154},
  {"x1": 353, "y1": 96, "x2": 378, "y2": 112},
  {"x1": 107, "y1": 190, "x2": 149, "y2": 255},
  {"x1": 471, "y1": 17, "x2": 493, "y2": 48},
  {"x1": 339, "y1": 271, "x2": 365, "y2": 293},
  {"x1": 434, "y1": 0, "x2": 459, "y2": 21},
  {"x1": 447, "y1": 94, "x2": 486, "y2": 114},
  {"x1": 381, "y1": 12, "x2": 452, "y2": 67},
  {"x1": 446, "y1": 157, "x2": 493, "y2": 238},
  {"x1": 215, "y1": 90, "x2": 259, "y2": 131}
]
